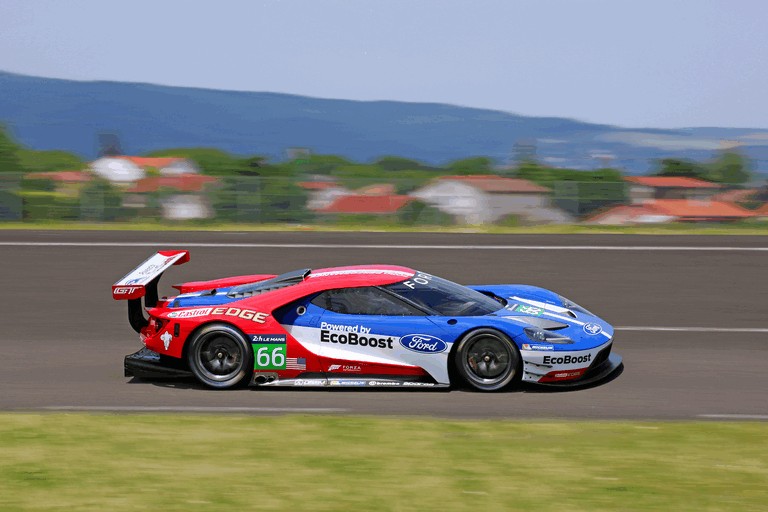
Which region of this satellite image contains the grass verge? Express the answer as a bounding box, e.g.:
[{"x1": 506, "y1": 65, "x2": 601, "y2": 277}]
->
[
  {"x1": 1, "y1": 220, "x2": 768, "y2": 234},
  {"x1": 1, "y1": 414, "x2": 766, "y2": 511}
]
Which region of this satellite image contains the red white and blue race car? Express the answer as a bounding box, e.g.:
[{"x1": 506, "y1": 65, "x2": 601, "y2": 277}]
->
[{"x1": 113, "y1": 251, "x2": 622, "y2": 391}]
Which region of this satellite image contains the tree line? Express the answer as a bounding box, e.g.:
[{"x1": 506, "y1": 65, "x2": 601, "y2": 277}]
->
[{"x1": 0, "y1": 123, "x2": 758, "y2": 223}]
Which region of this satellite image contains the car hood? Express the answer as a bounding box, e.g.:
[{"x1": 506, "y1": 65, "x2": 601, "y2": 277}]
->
[{"x1": 469, "y1": 284, "x2": 614, "y2": 349}]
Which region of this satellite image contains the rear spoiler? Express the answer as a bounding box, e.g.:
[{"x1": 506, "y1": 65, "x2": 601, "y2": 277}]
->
[{"x1": 112, "y1": 250, "x2": 190, "y2": 332}]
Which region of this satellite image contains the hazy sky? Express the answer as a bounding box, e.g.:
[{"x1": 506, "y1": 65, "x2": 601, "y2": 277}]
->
[{"x1": 1, "y1": 0, "x2": 766, "y2": 129}]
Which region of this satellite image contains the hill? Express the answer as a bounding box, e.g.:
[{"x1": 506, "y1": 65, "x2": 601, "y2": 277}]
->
[{"x1": 1, "y1": 71, "x2": 767, "y2": 173}]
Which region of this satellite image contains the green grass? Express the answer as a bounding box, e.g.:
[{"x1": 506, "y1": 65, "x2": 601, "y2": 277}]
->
[
  {"x1": 0, "y1": 414, "x2": 766, "y2": 511},
  {"x1": 2, "y1": 219, "x2": 768, "y2": 234}
]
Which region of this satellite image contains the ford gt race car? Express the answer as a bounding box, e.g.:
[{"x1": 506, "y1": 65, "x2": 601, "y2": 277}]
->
[{"x1": 113, "y1": 251, "x2": 622, "y2": 391}]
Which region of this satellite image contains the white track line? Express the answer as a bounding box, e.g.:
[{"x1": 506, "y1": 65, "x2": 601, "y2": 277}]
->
[
  {"x1": 698, "y1": 414, "x2": 768, "y2": 420},
  {"x1": 1, "y1": 242, "x2": 767, "y2": 251},
  {"x1": 39, "y1": 406, "x2": 348, "y2": 413},
  {"x1": 616, "y1": 326, "x2": 768, "y2": 333}
]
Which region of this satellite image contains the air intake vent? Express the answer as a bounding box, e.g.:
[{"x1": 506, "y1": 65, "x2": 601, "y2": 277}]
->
[
  {"x1": 227, "y1": 268, "x2": 311, "y2": 298},
  {"x1": 515, "y1": 317, "x2": 569, "y2": 330}
]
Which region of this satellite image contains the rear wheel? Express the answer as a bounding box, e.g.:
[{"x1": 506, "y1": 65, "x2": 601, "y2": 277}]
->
[
  {"x1": 187, "y1": 324, "x2": 252, "y2": 389},
  {"x1": 454, "y1": 328, "x2": 521, "y2": 391}
]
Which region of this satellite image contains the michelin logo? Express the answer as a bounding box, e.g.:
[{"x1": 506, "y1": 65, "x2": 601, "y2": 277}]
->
[{"x1": 522, "y1": 343, "x2": 554, "y2": 351}]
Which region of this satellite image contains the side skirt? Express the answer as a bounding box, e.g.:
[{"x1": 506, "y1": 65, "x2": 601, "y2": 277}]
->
[{"x1": 251, "y1": 373, "x2": 448, "y2": 389}]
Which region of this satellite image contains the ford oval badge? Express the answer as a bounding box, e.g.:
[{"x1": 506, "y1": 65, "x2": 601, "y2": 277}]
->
[{"x1": 400, "y1": 334, "x2": 447, "y2": 353}]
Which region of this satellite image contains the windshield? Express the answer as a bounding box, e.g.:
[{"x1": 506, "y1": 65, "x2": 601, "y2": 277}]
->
[{"x1": 384, "y1": 271, "x2": 504, "y2": 316}]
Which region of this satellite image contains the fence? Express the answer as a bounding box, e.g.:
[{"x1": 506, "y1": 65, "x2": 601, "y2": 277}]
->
[{"x1": 0, "y1": 173, "x2": 762, "y2": 226}]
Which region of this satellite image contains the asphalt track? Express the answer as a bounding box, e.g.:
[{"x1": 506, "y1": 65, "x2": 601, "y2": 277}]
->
[{"x1": 1, "y1": 230, "x2": 766, "y2": 420}]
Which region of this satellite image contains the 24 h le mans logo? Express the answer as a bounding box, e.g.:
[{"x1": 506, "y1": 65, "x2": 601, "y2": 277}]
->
[{"x1": 251, "y1": 334, "x2": 287, "y2": 370}]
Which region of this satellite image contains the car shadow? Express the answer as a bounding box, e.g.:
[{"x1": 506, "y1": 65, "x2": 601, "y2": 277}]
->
[{"x1": 127, "y1": 364, "x2": 623, "y2": 393}]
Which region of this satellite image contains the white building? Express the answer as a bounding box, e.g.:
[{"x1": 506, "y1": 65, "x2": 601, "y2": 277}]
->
[
  {"x1": 90, "y1": 156, "x2": 199, "y2": 184},
  {"x1": 299, "y1": 180, "x2": 352, "y2": 211},
  {"x1": 411, "y1": 175, "x2": 572, "y2": 224}
]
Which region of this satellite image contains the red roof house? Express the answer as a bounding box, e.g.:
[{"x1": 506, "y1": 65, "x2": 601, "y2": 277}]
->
[
  {"x1": 126, "y1": 174, "x2": 218, "y2": 193},
  {"x1": 320, "y1": 194, "x2": 413, "y2": 214},
  {"x1": 624, "y1": 176, "x2": 721, "y2": 189},
  {"x1": 587, "y1": 199, "x2": 755, "y2": 224},
  {"x1": 117, "y1": 156, "x2": 185, "y2": 168},
  {"x1": 650, "y1": 199, "x2": 753, "y2": 219},
  {"x1": 90, "y1": 155, "x2": 199, "y2": 183},
  {"x1": 625, "y1": 176, "x2": 721, "y2": 204},
  {"x1": 435, "y1": 175, "x2": 550, "y2": 193},
  {"x1": 123, "y1": 174, "x2": 219, "y2": 220},
  {"x1": 711, "y1": 188, "x2": 760, "y2": 203}
]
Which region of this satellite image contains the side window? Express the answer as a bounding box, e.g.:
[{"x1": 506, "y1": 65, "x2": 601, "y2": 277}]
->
[{"x1": 311, "y1": 287, "x2": 424, "y2": 316}]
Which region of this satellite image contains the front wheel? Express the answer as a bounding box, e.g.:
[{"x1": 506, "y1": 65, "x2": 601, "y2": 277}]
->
[
  {"x1": 187, "y1": 324, "x2": 252, "y2": 389},
  {"x1": 454, "y1": 328, "x2": 521, "y2": 391}
]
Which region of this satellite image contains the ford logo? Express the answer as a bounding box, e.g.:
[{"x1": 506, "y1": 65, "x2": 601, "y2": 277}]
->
[
  {"x1": 583, "y1": 323, "x2": 602, "y2": 335},
  {"x1": 400, "y1": 334, "x2": 447, "y2": 354}
]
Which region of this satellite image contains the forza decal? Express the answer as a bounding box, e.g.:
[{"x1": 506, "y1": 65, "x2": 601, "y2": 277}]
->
[
  {"x1": 321, "y1": 330, "x2": 394, "y2": 349},
  {"x1": 583, "y1": 323, "x2": 603, "y2": 335},
  {"x1": 168, "y1": 307, "x2": 268, "y2": 323},
  {"x1": 328, "y1": 364, "x2": 362, "y2": 372},
  {"x1": 542, "y1": 353, "x2": 592, "y2": 365},
  {"x1": 252, "y1": 336, "x2": 287, "y2": 370},
  {"x1": 399, "y1": 334, "x2": 447, "y2": 354}
]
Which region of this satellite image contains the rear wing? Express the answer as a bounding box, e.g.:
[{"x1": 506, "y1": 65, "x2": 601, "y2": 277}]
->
[
  {"x1": 112, "y1": 250, "x2": 190, "y2": 333},
  {"x1": 112, "y1": 250, "x2": 190, "y2": 300}
]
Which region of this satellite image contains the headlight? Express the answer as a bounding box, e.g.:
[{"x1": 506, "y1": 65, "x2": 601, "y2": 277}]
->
[{"x1": 524, "y1": 327, "x2": 573, "y2": 344}]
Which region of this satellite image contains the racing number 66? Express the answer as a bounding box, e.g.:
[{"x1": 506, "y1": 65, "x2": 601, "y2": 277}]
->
[{"x1": 253, "y1": 344, "x2": 286, "y2": 369}]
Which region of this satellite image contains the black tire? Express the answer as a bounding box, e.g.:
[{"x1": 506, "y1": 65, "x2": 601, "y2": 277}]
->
[
  {"x1": 187, "y1": 324, "x2": 252, "y2": 389},
  {"x1": 454, "y1": 328, "x2": 521, "y2": 391}
]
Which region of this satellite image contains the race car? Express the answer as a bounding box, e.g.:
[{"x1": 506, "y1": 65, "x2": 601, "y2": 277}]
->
[{"x1": 113, "y1": 250, "x2": 622, "y2": 391}]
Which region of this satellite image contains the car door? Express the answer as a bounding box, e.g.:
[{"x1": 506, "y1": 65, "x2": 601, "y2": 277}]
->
[{"x1": 307, "y1": 287, "x2": 454, "y2": 383}]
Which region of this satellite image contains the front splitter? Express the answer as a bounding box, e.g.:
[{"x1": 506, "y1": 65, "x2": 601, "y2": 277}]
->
[{"x1": 531, "y1": 353, "x2": 623, "y2": 389}]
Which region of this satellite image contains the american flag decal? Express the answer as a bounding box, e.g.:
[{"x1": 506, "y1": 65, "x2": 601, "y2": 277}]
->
[{"x1": 286, "y1": 357, "x2": 306, "y2": 371}]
